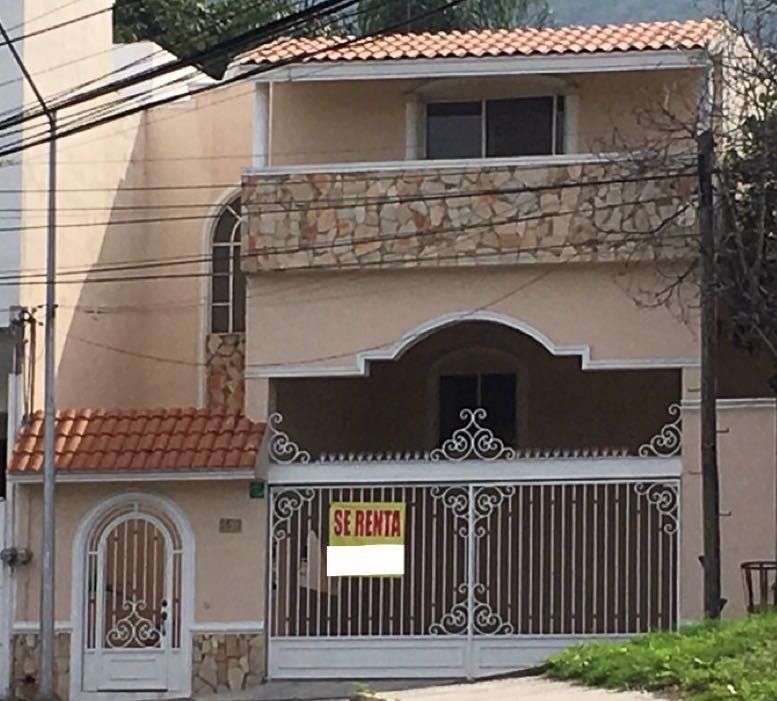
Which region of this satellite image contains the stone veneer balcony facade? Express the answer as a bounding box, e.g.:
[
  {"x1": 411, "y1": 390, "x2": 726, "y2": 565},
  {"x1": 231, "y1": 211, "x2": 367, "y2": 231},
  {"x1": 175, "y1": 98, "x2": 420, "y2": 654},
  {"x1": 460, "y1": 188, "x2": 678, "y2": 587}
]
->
[{"x1": 241, "y1": 158, "x2": 697, "y2": 273}]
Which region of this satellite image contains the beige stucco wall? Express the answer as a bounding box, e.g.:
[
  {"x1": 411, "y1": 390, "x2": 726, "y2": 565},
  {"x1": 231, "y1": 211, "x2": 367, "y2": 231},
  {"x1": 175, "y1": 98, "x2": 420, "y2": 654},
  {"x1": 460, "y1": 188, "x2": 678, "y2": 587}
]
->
[
  {"x1": 244, "y1": 263, "x2": 698, "y2": 419},
  {"x1": 680, "y1": 396, "x2": 777, "y2": 620},
  {"x1": 12, "y1": 481, "x2": 265, "y2": 625},
  {"x1": 268, "y1": 69, "x2": 701, "y2": 165}
]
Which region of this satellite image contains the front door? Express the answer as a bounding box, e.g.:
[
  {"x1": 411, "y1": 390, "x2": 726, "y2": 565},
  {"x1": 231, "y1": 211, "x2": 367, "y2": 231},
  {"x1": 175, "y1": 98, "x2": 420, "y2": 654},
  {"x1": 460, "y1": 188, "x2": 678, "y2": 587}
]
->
[{"x1": 82, "y1": 507, "x2": 181, "y2": 692}]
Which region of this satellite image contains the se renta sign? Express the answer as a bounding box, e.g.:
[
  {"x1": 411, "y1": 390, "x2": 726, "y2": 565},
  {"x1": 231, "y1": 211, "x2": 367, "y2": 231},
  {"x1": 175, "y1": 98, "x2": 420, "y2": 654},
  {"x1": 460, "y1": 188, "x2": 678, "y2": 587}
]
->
[{"x1": 327, "y1": 502, "x2": 406, "y2": 577}]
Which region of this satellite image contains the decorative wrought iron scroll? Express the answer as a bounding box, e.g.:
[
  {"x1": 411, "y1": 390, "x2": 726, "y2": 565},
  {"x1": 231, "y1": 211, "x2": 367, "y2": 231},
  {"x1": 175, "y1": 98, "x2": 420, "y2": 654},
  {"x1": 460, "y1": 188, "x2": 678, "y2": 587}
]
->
[
  {"x1": 634, "y1": 481, "x2": 680, "y2": 534},
  {"x1": 105, "y1": 599, "x2": 163, "y2": 649},
  {"x1": 430, "y1": 583, "x2": 514, "y2": 636},
  {"x1": 268, "y1": 412, "x2": 311, "y2": 464},
  {"x1": 638, "y1": 403, "x2": 682, "y2": 458},
  {"x1": 430, "y1": 408, "x2": 517, "y2": 462},
  {"x1": 271, "y1": 488, "x2": 315, "y2": 544}
]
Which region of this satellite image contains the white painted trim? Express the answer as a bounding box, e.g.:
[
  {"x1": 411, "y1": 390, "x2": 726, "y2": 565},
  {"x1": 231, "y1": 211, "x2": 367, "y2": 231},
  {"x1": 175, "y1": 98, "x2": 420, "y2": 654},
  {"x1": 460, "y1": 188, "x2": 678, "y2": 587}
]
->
[
  {"x1": 9, "y1": 469, "x2": 255, "y2": 484},
  {"x1": 190, "y1": 621, "x2": 265, "y2": 634},
  {"x1": 245, "y1": 151, "x2": 613, "y2": 176},
  {"x1": 69, "y1": 492, "x2": 196, "y2": 701},
  {"x1": 248, "y1": 49, "x2": 708, "y2": 84},
  {"x1": 682, "y1": 398, "x2": 777, "y2": 410},
  {"x1": 269, "y1": 457, "x2": 682, "y2": 485},
  {"x1": 246, "y1": 311, "x2": 699, "y2": 379},
  {"x1": 12, "y1": 621, "x2": 73, "y2": 633},
  {"x1": 199, "y1": 186, "x2": 244, "y2": 408}
]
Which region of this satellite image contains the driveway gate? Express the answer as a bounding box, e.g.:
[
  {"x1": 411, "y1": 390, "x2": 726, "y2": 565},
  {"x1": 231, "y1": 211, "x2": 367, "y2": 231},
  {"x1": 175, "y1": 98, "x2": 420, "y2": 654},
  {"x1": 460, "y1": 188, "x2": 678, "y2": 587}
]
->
[{"x1": 268, "y1": 477, "x2": 679, "y2": 678}]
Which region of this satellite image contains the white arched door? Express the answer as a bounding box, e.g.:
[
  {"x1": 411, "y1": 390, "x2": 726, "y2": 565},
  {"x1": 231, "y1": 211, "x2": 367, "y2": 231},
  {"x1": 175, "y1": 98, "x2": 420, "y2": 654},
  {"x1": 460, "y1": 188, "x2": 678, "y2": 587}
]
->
[{"x1": 81, "y1": 501, "x2": 185, "y2": 692}]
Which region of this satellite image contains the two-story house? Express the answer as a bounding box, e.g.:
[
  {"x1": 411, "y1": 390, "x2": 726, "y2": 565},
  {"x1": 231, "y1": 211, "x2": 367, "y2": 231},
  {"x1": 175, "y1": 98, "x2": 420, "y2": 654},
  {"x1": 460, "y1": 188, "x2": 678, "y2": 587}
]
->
[{"x1": 3, "y1": 13, "x2": 776, "y2": 701}]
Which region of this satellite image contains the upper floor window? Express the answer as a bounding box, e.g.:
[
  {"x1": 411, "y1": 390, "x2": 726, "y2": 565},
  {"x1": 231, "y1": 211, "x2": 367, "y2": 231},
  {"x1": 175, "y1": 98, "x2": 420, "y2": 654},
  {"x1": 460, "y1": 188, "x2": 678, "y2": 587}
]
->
[
  {"x1": 439, "y1": 372, "x2": 517, "y2": 446},
  {"x1": 426, "y1": 96, "x2": 565, "y2": 160},
  {"x1": 211, "y1": 197, "x2": 246, "y2": 334}
]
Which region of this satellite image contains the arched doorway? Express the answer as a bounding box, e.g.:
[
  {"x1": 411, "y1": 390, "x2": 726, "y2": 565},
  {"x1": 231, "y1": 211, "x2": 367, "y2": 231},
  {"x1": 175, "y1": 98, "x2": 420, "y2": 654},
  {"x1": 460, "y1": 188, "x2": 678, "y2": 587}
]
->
[{"x1": 73, "y1": 494, "x2": 193, "y2": 696}]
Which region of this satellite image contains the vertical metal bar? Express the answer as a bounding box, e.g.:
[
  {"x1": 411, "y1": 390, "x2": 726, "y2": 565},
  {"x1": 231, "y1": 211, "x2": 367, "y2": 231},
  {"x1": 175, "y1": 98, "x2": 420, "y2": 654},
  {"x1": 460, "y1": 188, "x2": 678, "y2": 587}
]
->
[
  {"x1": 560, "y1": 485, "x2": 566, "y2": 633},
  {"x1": 420, "y1": 485, "x2": 427, "y2": 634},
  {"x1": 625, "y1": 485, "x2": 631, "y2": 632},
  {"x1": 539, "y1": 485, "x2": 545, "y2": 632},
  {"x1": 441, "y1": 484, "x2": 447, "y2": 636},
  {"x1": 466, "y1": 483, "x2": 475, "y2": 679},
  {"x1": 267, "y1": 488, "x2": 275, "y2": 638},
  {"x1": 593, "y1": 486, "x2": 598, "y2": 633},
  {"x1": 320, "y1": 488, "x2": 326, "y2": 638},
  {"x1": 379, "y1": 486, "x2": 385, "y2": 637},
  {"x1": 112, "y1": 528, "x2": 119, "y2": 631}
]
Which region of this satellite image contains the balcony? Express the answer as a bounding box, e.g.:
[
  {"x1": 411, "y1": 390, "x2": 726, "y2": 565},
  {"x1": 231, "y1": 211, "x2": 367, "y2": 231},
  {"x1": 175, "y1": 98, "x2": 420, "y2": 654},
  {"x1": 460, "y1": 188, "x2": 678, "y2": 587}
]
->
[{"x1": 242, "y1": 156, "x2": 696, "y2": 273}]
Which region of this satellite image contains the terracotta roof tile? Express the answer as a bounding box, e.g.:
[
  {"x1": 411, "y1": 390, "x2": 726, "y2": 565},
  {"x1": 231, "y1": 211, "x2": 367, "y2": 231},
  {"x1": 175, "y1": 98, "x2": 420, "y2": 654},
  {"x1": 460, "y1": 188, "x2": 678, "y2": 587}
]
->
[
  {"x1": 9, "y1": 407, "x2": 266, "y2": 475},
  {"x1": 239, "y1": 19, "x2": 723, "y2": 66}
]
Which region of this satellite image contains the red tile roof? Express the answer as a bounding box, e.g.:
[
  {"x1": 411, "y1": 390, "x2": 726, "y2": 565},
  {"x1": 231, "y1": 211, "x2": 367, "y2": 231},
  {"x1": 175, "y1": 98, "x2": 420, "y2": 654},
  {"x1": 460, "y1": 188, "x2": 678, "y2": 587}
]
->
[
  {"x1": 240, "y1": 19, "x2": 722, "y2": 66},
  {"x1": 9, "y1": 408, "x2": 265, "y2": 474}
]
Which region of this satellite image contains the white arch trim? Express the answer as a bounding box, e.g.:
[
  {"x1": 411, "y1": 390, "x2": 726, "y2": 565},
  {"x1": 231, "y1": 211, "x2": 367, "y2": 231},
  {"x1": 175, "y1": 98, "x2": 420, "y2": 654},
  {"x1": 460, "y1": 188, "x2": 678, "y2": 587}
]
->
[
  {"x1": 69, "y1": 491, "x2": 195, "y2": 701},
  {"x1": 246, "y1": 310, "x2": 700, "y2": 379}
]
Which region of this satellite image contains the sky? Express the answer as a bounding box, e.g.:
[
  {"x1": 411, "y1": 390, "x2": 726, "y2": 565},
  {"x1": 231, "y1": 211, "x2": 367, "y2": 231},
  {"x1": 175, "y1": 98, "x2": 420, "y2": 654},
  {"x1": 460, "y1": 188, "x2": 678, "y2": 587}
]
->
[{"x1": 549, "y1": 0, "x2": 719, "y2": 25}]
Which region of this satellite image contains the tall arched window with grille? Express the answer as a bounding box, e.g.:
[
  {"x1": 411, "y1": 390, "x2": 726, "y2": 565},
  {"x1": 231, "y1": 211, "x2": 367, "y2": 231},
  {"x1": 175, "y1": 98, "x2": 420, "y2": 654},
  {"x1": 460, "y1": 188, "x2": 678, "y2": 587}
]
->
[{"x1": 211, "y1": 197, "x2": 246, "y2": 334}]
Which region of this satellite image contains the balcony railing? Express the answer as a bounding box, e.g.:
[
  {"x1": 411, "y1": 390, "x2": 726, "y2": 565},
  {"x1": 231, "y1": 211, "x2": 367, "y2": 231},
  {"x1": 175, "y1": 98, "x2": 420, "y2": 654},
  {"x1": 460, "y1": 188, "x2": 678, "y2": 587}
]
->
[{"x1": 242, "y1": 156, "x2": 696, "y2": 273}]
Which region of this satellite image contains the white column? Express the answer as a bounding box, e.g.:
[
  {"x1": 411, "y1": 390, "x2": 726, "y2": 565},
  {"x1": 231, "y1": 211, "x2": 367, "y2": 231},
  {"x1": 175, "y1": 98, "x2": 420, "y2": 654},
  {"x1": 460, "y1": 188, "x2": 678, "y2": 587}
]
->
[
  {"x1": 252, "y1": 82, "x2": 271, "y2": 169},
  {"x1": 405, "y1": 95, "x2": 422, "y2": 160}
]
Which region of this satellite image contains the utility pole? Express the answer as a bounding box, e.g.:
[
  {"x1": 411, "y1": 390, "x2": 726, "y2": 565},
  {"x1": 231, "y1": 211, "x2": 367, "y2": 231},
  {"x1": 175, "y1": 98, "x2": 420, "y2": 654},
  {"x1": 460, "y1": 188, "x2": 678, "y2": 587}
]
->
[
  {"x1": 0, "y1": 18, "x2": 58, "y2": 698},
  {"x1": 698, "y1": 128, "x2": 722, "y2": 619}
]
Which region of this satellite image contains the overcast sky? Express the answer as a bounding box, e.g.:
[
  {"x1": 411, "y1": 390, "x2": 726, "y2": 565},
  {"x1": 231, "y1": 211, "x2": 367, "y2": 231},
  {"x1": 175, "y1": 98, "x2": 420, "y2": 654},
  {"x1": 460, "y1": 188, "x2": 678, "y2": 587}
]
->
[{"x1": 549, "y1": 0, "x2": 719, "y2": 25}]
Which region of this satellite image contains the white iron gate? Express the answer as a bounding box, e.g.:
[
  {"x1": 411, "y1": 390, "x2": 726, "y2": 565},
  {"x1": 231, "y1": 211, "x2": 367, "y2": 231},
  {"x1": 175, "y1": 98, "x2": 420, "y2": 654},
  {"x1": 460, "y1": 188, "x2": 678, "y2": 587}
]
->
[
  {"x1": 82, "y1": 501, "x2": 184, "y2": 692},
  {"x1": 268, "y1": 478, "x2": 679, "y2": 679}
]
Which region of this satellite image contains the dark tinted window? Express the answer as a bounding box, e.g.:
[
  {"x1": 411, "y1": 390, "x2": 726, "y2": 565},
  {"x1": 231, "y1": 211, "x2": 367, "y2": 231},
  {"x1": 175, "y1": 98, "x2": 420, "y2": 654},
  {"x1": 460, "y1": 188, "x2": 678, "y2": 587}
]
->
[
  {"x1": 426, "y1": 102, "x2": 482, "y2": 159},
  {"x1": 439, "y1": 374, "x2": 478, "y2": 444},
  {"x1": 439, "y1": 373, "x2": 517, "y2": 446},
  {"x1": 480, "y1": 373, "x2": 517, "y2": 445},
  {"x1": 486, "y1": 97, "x2": 555, "y2": 157}
]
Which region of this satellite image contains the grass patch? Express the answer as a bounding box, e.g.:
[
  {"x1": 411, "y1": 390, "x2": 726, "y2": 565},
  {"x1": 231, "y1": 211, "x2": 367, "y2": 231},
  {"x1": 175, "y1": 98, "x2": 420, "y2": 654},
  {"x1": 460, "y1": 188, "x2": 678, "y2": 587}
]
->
[{"x1": 545, "y1": 614, "x2": 777, "y2": 701}]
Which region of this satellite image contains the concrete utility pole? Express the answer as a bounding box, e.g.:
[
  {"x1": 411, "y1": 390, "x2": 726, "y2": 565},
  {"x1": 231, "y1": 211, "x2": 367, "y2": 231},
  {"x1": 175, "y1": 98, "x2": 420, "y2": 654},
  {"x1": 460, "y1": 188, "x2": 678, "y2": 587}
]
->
[
  {"x1": 698, "y1": 129, "x2": 722, "y2": 619},
  {"x1": 0, "y1": 18, "x2": 58, "y2": 698}
]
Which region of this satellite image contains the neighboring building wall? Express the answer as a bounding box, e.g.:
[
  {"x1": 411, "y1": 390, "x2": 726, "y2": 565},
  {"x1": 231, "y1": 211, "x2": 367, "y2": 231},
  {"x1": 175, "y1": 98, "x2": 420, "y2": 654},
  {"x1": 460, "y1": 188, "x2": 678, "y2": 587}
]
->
[{"x1": 680, "y1": 396, "x2": 777, "y2": 620}]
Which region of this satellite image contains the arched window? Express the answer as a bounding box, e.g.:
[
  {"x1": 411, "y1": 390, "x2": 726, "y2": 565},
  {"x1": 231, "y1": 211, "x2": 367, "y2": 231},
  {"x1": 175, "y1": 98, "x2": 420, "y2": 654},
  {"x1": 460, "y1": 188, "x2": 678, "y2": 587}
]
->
[{"x1": 211, "y1": 197, "x2": 246, "y2": 334}]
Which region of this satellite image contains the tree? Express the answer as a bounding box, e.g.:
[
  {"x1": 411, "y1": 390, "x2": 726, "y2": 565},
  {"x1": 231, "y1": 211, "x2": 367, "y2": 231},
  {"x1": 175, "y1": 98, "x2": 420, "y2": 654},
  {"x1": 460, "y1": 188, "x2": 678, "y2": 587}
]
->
[
  {"x1": 113, "y1": 0, "x2": 552, "y2": 78},
  {"x1": 351, "y1": 0, "x2": 550, "y2": 34}
]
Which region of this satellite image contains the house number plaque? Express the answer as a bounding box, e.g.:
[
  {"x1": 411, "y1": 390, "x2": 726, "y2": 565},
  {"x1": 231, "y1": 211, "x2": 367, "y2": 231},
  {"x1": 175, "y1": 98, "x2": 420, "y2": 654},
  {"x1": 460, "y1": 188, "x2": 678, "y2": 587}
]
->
[{"x1": 219, "y1": 518, "x2": 243, "y2": 534}]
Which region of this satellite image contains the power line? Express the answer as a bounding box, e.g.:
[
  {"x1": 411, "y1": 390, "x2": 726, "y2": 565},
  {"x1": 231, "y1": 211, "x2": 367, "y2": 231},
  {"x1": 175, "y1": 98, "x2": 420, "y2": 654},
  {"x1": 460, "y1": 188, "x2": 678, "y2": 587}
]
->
[
  {"x1": 0, "y1": 167, "x2": 696, "y2": 234},
  {"x1": 64, "y1": 267, "x2": 559, "y2": 368},
  {"x1": 0, "y1": 190, "x2": 696, "y2": 283},
  {"x1": 0, "y1": 0, "x2": 475, "y2": 158}
]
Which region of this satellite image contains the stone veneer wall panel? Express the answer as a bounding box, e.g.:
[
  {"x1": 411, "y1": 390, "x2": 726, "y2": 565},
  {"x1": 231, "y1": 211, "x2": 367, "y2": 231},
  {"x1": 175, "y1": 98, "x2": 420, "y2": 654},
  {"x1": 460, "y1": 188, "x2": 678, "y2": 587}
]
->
[
  {"x1": 243, "y1": 162, "x2": 696, "y2": 273},
  {"x1": 192, "y1": 632, "x2": 265, "y2": 695},
  {"x1": 206, "y1": 332, "x2": 246, "y2": 412},
  {"x1": 11, "y1": 633, "x2": 70, "y2": 701}
]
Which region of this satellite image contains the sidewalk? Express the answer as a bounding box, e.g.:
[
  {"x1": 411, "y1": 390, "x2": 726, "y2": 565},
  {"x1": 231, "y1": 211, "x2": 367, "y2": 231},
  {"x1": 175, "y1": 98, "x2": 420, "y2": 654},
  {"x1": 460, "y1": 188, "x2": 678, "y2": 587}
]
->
[
  {"x1": 191, "y1": 677, "x2": 666, "y2": 701},
  {"x1": 374, "y1": 678, "x2": 665, "y2": 701}
]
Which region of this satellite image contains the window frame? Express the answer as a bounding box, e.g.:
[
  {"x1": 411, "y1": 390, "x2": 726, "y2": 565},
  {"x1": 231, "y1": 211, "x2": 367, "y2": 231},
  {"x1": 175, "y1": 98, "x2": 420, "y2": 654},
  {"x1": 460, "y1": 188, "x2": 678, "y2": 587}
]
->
[
  {"x1": 210, "y1": 197, "x2": 247, "y2": 335},
  {"x1": 423, "y1": 95, "x2": 566, "y2": 160}
]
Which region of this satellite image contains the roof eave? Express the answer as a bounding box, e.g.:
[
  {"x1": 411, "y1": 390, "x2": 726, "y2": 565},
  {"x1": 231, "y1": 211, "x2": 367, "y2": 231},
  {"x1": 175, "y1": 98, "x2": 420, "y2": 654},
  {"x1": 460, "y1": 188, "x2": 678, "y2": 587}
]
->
[{"x1": 233, "y1": 47, "x2": 711, "y2": 84}]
